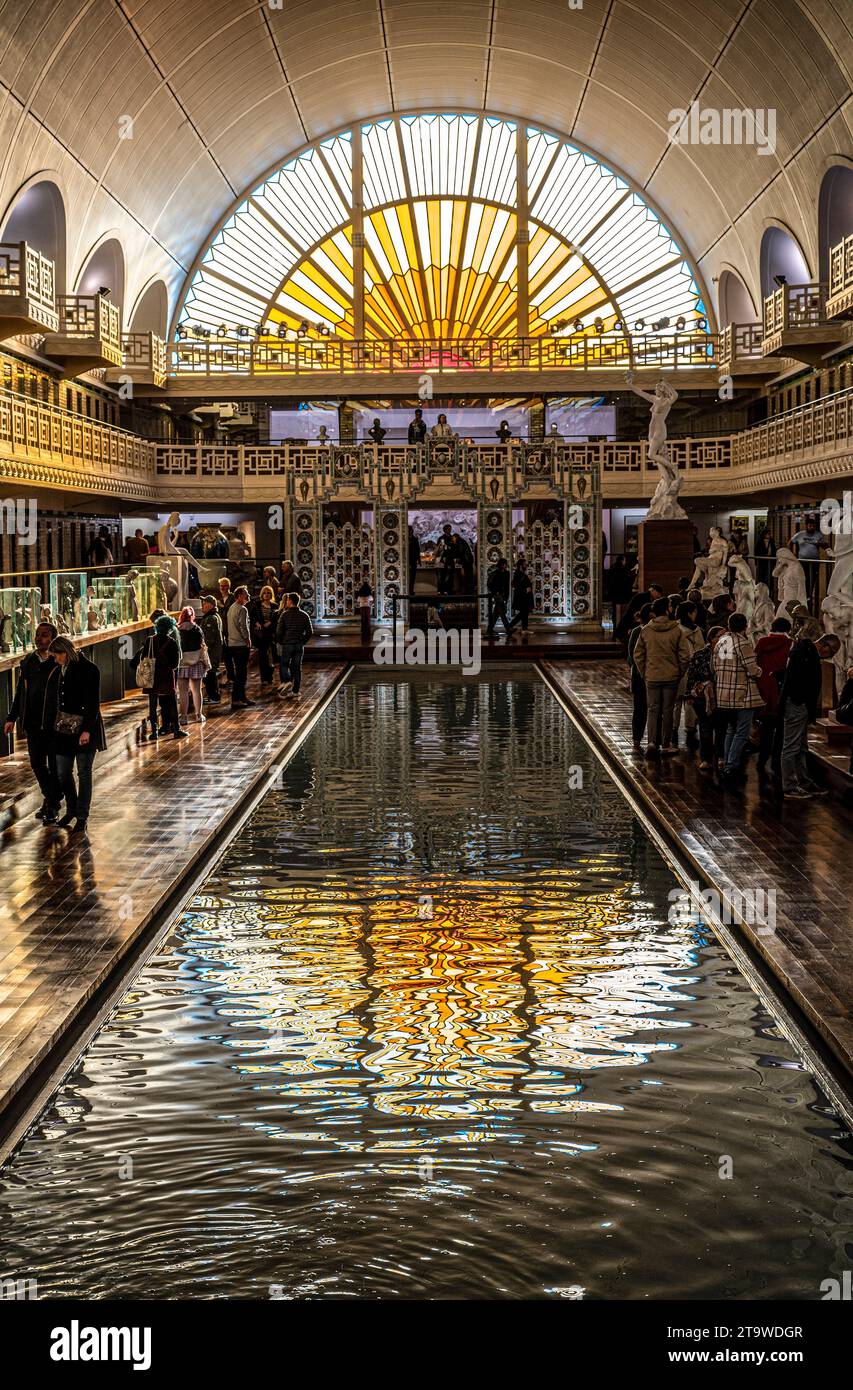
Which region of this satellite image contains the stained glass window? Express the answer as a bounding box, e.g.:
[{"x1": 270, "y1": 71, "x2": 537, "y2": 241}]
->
[{"x1": 178, "y1": 114, "x2": 705, "y2": 341}]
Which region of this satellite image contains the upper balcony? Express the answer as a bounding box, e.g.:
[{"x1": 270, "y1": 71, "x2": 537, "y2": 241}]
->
[
  {"x1": 104, "y1": 331, "x2": 168, "y2": 391},
  {"x1": 0, "y1": 242, "x2": 59, "y2": 339},
  {"x1": 158, "y1": 331, "x2": 721, "y2": 399},
  {"x1": 0, "y1": 386, "x2": 156, "y2": 498},
  {"x1": 827, "y1": 234, "x2": 853, "y2": 321},
  {"x1": 717, "y1": 322, "x2": 790, "y2": 379},
  {"x1": 43, "y1": 293, "x2": 122, "y2": 375},
  {"x1": 762, "y1": 281, "x2": 847, "y2": 365}
]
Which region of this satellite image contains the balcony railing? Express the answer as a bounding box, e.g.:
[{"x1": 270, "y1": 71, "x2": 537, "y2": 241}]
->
[
  {"x1": 57, "y1": 293, "x2": 121, "y2": 351},
  {"x1": 0, "y1": 387, "x2": 156, "y2": 491},
  {"x1": 731, "y1": 385, "x2": 853, "y2": 467},
  {"x1": 828, "y1": 234, "x2": 853, "y2": 316},
  {"x1": 763, "y1": 282, "x2": 829, "y2": 338},
  {"x1": 167, "y1": 331, "x2": 718, "y2": 377},
  {"x1": 0, "y1": 241, "x2": 56, "y2": 316},
  {"x1": 719, "y1": 322, "x2": 765, "y2": 363}
]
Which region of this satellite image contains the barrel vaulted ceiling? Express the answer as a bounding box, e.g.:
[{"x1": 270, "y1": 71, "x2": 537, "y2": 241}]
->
[{"x1": 0, "y1": 0, "x2": 850, "y2": 327}]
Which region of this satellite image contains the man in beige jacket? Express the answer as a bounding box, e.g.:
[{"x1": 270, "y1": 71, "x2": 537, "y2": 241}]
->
[{"x1": 633, "y1": 596, "x2": 694, "y2": 755}]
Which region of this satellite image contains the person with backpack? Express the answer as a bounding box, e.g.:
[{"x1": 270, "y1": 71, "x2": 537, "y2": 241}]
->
[
  {"x1": 672, "y1": 600, "x2": 705, "y2": 748},
  {"x1": 276, "y1": 593, "x2": 313, "y2": 700},
  {"x1": 142, "y1": 614, "x2": 186, "y2": 741},
  {"x1": 176, "y1": 605, "x2": 209, "y2": 726},
  {"x1": 632, "y1": 596, "x2": 693, "y2": 755}
]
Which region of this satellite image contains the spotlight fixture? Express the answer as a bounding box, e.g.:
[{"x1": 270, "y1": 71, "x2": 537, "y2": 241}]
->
[
  {"x1": 192, "y1": 324, "x2": 204, "y2": 337},
  {"x1": 634, "y1": 319, "x2": 646, "y2": 332},
  {"x1": 237, "y1": 325, "x2": 249, "y2": 338},
  {"x1": 653, "y1": 316, "x2": 671, "y2": 331},
  {"x1": 216, "y1": 324, "x2": 228, "y2": 337},
  {"x1": 278, "y1": 324, "x2": 288, "y2": 338},
  {"x1": 297, "y1": 320, "x2": 309, "y2": 338},
  {"x1": 613, "y1": 319, "x2": 624, "y2": 332},
  {"x1": 773, "y1": 274, "x2": 787, "y2": 288},
  {"x1": 551, "y1": 319, "x2": 567, "y2": 334},
  {"x1": 97, "y1": 285, "x2": 111, "y2": 297},
  {"x1": 675, "y1": 316, "x2": 686, "y2": 331},
  {"x1": 593, "y1": 317, "x2": 604, "y2": 334},
  {"x1": 697, "y1": 316, "x2": 708, "y2": 331},
  {"x1": 572, "y1": 317, "x2": 584, "y2": 332},
  {"x1": 175, "y1": 324, "x2": 185, "y2": 340}
]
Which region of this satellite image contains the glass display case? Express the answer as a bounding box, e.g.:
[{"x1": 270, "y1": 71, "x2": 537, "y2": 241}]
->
[
  {"x1": 48, "y1": 570, "x2": 87, "y2": 637},
  {"x1": 0, "y1": 587, "x2": 39, "y2": 656},
  {"x1": 90, "y1": 576, "x2": 134, "y2": 629},
  {"x1": 124, "y1": 568, "x2": 159, "y2": 623}
]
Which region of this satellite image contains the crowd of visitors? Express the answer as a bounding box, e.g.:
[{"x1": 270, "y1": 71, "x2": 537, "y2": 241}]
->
[{"x1": 626, "y1": 583, "x2": 853, "y2": 799}]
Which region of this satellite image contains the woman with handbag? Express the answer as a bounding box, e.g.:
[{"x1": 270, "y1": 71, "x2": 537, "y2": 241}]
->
[
  {"x1": 149, "y1": 614, "x2": 186, "y2": 741},
  {"x1": 46, "y1": 636, "x2": 108, "y2": 836},
  {"x1": 176, "y1": 605, "x2": 209, "y2": 725}
]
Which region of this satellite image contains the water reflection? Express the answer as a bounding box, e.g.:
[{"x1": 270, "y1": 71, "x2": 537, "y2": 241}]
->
[{"x1": 0, "y1": 671, "x2": 850, "y2": 1300}]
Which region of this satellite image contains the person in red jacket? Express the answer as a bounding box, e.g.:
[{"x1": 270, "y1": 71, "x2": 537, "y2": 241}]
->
[{"x1": 754, "y1": 617, "x2": 792, "y2": 776}]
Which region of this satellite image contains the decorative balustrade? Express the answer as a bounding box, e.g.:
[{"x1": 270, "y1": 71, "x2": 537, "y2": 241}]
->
[
  {"x1": 731, "y1": 386, "x2": 853, "y2": 467},
  {"x1": 56, "y1": 293, "x2": 121, "y2": 351},
  {"x1": 0, "y1": 241, "x2": 59, "y2": 335},
  {"x1": 827, "y1": 234, "x2": 853, "y2": 318},
  {"x1": 0, "y1": 388, "x2": 156, "y2": 495},
  {"x1": 719, "y1": 322, "x2": 765, "y2": 363},
  {"x1": 763, "y1": 282, "x2": 829, "y2": 337},
  {"x1": 167, "y1": 331, "x2": 718, "y2": 377},
  {"x1": 121, "y1": 332, "x2": 167, "y2": 374}
]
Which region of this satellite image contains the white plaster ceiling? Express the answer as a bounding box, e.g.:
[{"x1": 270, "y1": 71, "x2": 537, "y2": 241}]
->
[{"x1": 0, "y1": 0, "x2": 850, "y2": 325}]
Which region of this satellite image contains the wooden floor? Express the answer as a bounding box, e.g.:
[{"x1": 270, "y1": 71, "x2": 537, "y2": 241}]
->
[
  {"x1": 542, "y1": 660, "x2": 853, "y2": 1083},
  {"x1": 0, "y1": 664, "x2": 346, "y2": 1118}
]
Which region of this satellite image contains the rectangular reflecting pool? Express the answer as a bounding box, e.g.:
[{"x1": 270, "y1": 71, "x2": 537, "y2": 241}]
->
[{"x1": 0, "y1": 670, "x2": 851, "y2": 1299}]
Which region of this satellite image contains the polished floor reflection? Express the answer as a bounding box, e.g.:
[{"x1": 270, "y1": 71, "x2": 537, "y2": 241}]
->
[{"x1": 0, "y1": 671, "x2": 850, "y2": 1299}]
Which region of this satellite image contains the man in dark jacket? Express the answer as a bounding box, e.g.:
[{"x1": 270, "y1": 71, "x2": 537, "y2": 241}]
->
[
  {"x1": 486, "y1": 558, "x2": 511, "y2": 638},
  {"x1": 779, "y1": 628, "x2": 840, "y2": 799},
  {"x1": 279, "y1": 561, "x2": 303, "y2": 597},
  {"x1": 276, "y1": 594, "x2": 313, "y2": 699},
  {"x1": 3, "y1": 621, "x2": 62, "y2": 821},
  {"x1": 198, "y1": 595, "x2": 224, "y2": 705}
]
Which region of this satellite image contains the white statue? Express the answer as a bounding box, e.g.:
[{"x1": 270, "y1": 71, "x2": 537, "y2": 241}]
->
[
  {"x1": 772, "y1": 547, "x2": 807, "y2": 620},
  {"x1": 751, "y1": 582, "x2": 775, "y2": 639},
  {"x1": 690, "y1": 527, "x2": 728, "y2": 599},
  {"x1": 821, "y1": 531, "x2": 853, "y2": 677},
  {"x1": 626, "y1": 372, "x2": 686, "y2": 520},
  {"x1": 729, "y1": 554, "x2": 755, "y2": 624}
]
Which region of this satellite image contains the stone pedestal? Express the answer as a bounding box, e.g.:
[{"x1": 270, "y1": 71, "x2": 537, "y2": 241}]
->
[{"x1": 638, "y1": 519, "x2": 695, "y2": 596}]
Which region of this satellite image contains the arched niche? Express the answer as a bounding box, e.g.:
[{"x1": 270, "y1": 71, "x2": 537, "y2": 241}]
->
[
  {"x1": 129, "y1": 279, "x2": 168, "y2": 337},
  {"x1": 717, "y1": 269, "x2": 756, "y2": 326},
  {"x1": 818, "y1": 165, "x2": 853, "y2": 280},
  {"x1": 75, "y1": 236, "x2": 125, "y2": 313},
  {"x1": 759, "y1": 226, "x2": 810, "y2": 299},
  {"x1": 0, "y1": 178, "x2": 67, "y2": 292}
]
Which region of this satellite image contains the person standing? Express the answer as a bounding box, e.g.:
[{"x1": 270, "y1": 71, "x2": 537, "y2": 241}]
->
[
  {"x1": 507, "y1": 560, "x2": 534, "y2": 639},
  {"x1": 227, "y1": 586, "x2": 253, "y2": 709},
  {"x1": 779, "y1": 626, "x2": 840, "y2": 799},
  {"x1": 198, "y1": 594, "x2": 224, "y2": 706},
  {"x1": 278, "y1": 561, "x2": 303, "y2": 598},
  {"x1": 248, "y1": 585, "x2": 278, "y2": 686},
  {"x1": 368, "y1": 418, "x2": 386, "y2": 444},
  {"x1": 124, "y1": 528, "x2": 150, "y2": 564},
  {"x1": 176, "y1": 605, "x2": 209, "y2": 725},
  {"x1": 789, "y1": 516, "x2": 829, "y2": 609},
  {"x1": 87, "y1": 525, "x2": 114, "y2": 568},
  {"x1": 46, "y1": 636, "x2": 108, "y2": 836},
  {"x1": 431, "y1": 413, "x2": 455, "y2": 440},
  {"x1": 496, "y1": 420, "x2": 512, "y2": 443},
  {"x1": 626, "y1": 603, "x2": 652, "y2": 748},
  {"x1": 276, "y1": 593, "x2": 313, "y2": 700},
  {"x1": 712, "y1": 611, "x2": 764, "y2": 786},
  {"x1": 356, "y1": 574, "x2": 373, "y2": 643},
  {"x1": 217, "y1": 576, "x2": 236, "y2": 686},
  {"x1": 408, "y1": 408, "x2": 427, "y2": 444},
  {"x1": 3, "y1": 621, "x2": 62, "y2": 822},
  {"x1": 147, "y1": 614, "x2": 186, "y2": 740},
  {"x1": 632, "y1": 596, "x2": 693, "y2": 756},
  {"x1": 486, "y1": 558, "x2": 511, "y2": 638},
  {"x1": 754, "y1": 617, "x2": 793, "y2": 776},
  {"x1": 435, "y1": 523, "x2": 457, "y2": 595},
  {"x1": 672, "y1": 600, "x2": 705, "y2": 748},
  {"x1": 408, "y1": 525, "x2": 421, "y2": 593}
]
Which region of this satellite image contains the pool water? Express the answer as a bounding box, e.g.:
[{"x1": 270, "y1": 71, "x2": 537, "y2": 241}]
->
[{"x1": 0, "y1": 670, "x2": 850, "y2": 1299}]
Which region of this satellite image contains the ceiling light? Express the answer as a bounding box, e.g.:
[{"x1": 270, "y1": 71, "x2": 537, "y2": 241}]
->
[
  {"x1": 593, "y1": 317, "x2": 604, "y2": 334},
  {"x1": 217, "y1": 324, "x2": 228, "y2": 337},
  {"x1": 573, "y1": 318, "x2": 584, "y2": 332},
  {"x1": 675, "y1": 316, "x2": 686, "y2": 331},
  {"x1": 634, "y1": 319, "x2": 645, "y2": 332}
]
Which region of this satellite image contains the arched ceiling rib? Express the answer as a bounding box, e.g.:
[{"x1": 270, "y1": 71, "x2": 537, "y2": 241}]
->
[{"x1": 0, "y1": 0, "x2": 850, "y2": 318}]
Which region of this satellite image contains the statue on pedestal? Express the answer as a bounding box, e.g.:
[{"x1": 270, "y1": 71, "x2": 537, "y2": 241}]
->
[
  {"x1": 751, "y1": 582, "x2": 775, "y2": 638},
  {"x1": 729, "y1": 554, "x2": 755, "y2": 624},
  {"x1": 626, "y1": 372, "x2": 686, "y2": 520},
  {"x1": 821, "y1": 532, "x2": 853, "y2": 677},
  {"x1": 772, "y1": 547, "x2": 807, "y2": 620},
  {"x1": 689, "y1": 526, "x2": 728, "y2": 599}
]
